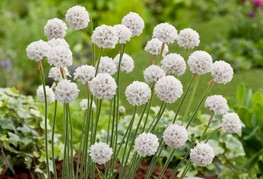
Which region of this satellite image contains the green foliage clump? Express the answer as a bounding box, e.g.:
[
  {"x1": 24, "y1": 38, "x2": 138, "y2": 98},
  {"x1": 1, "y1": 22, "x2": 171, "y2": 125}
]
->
[{"x1": 0, "y1": 88, "x2": 63, "y2": 177}]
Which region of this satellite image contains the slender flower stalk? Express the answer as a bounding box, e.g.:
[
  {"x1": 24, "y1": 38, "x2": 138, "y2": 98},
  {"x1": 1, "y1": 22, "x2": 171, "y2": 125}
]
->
[
  {"x1": 157, "y1": 43, "x2": 165, "y2": 64},
  {"x1": 51, "y1": 100, "x2": 58, "y2": 179},
  {"x1": 38, "y1": 61, "x2": 51, "y2": 179}
]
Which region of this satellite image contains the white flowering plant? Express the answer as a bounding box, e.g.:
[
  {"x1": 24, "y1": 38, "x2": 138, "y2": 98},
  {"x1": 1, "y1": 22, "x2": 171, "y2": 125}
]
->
[{"x1": 26, "y1": 5, "x2": 243, "y2": 179}]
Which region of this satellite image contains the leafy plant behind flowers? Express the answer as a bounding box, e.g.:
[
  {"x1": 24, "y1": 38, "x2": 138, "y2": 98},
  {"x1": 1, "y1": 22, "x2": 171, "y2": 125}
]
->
[{"x1": 0, "y1": 88, "x2": 64, "y2": 177}]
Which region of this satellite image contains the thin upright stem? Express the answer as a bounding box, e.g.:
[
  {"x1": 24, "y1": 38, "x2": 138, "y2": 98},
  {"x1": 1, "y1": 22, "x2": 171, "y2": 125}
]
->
[
  {"x1": 157, "y1": 43, "x2": 165, "y2": 65},
  {"x1": 95, "y1": 48, "x2": 103, "y2": 76},
  {"x1": 51, "y1": 100, "x2": 58, "y2": 179}
]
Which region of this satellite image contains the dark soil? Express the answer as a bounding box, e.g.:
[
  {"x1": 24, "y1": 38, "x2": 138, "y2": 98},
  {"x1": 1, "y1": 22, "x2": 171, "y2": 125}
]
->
[{"x1": 0, "y1": 161, "x2": 218, "y2": 179}]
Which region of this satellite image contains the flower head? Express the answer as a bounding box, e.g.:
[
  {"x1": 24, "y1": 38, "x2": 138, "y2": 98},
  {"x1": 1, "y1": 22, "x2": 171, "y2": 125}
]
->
[
  {"x1": 161, "y1": 53, "x2": 186, "y2": 76},
  {"x1": 190, "y1": 143, "x2": 215, "y2": 167},
  {"x1": 135, "y1": 132, "x2": 159, "y2": 157},
  {"x1": 119, "y1": 106, "x2": 126, "y2": 115},
  {"x1": 73, "y1": 65, "x2": 96, "y2": 84},
  {"x1": 113, "y1": 53, "x2": 134, "y2": 73},
  {"x1": 89, "y1": 142, "x2": 113, "y2": 165},
  {"x1": 91, "y1": 25, "x2": 118, "y2": 49},
  {"x1": 90, "y1": 73, "x2": 117, "y2": 100},
  {"x1": 26, "y1": 40, "x2": 50, "y2": 62},
  {"x1": 144, "y1": 38, "x2": 169, "y2": 56},
  {"x1": 121, "y1": 12, "x2": 144, "y2": 36},
  {"x1": 205, "y1": 95, "x2": 229, "y2": 115},
  {"x1": 211, "y1": 61, "x2": 234, "y2": 84},
  {"x1": 154, "y1": 76, "x2": 183, "y2": 103},
  {"x1": 222, "y1": 113, "x2": 242, "y2": 134},
  {"x1": 125, "y1": 81, "x2": 151, "y2": 106},
  {"x1": 44, "y1": 18, "x2": 67, "y2": 40},
  {"x1": 49, "y1": 67, "x2": 70, "y2": 81},
  {"x1": 163, "y1": 124, "x2": 188, "y2": 149},
  {"x1": 98, "y1": 57, "x2": 117, "y2": 75},
  {"x1": 80, "y1": 99, "x2": 96, "y2": 111},
  {"x1": 143, "y1": 65, "x2": 165, "y2": 84},
  {"x1": 65, "y1": 5, "x2": 90, "y2": 30},
  {"x1": 48, "y1": 38, "x2": 70, "y2": 48},
  {"x1": 177, "y1": 28, "x2": 200, "y2": 49},
  {"x1": 36, "y1": 85, "x2": 55, "y2": 103},
  {"x1": 188, "y1": 51, "x2": 213, "y2": 75},
  {"x1": 47, "y1": 46, "x2": 73, "y2": 67},
  {"x1": 113, "y1": 24, "x2": 132, "y2": 44},
  {"x1": 152, "y1": 23, "x2": 178, "y2": 43},
  {"x1": 54, "y1": 80, "x2": 79, "y2": 103}
]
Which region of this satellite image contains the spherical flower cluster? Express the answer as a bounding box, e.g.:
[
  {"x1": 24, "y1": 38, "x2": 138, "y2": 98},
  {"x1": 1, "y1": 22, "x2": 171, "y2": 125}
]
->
[
  {"x1": 177, "y1": 28, "x2": 200, "y2": 49},
  {"x1": 154, "y1": 76, "x2": 183, "y2": 103},
  {"x1": 119, "y1": 106, "x2": 126, "y2": 115},
  {"x1": 188, "y1": 51, "x2": 213, "y2": 75},
  {"x1": 44, "y1": 18, "x2": 67, "y2": 40},
  {"x1": 98, "y1": 57, "x2": 117, "y2": 75},
  {"x1": 36, "y1": 85, "x2": 55, "y2": 103},
  {"x1": 90, "y1": 73, "x2": 117, "y2": 100},
  {"x1": 135, "y1": 132, "x2": 159, "y2": 157},
  {"x1": 143, "y1": 65, "x2": 165, "y2": 84},
  {"x1": 144, "y1": 38, "x2": 169, "y2": 56},
  {"x1": 65, "y1": 5, "x2": 90, "y2": 30},
  {"x1": 161, "y1": 53, "x2": 186, "y2": 76},
  {"x1": 222, "y1": 113, "x2": 242, "y2": 134},
  {"x1": 26, "y1": 40, "x2": 50, "y2": 62},
  {"x1": 205, "y1": 95, "x2": 229, "y2": 115},
  {"x1": 163, "y1": 124, "x2": 188, "y2": 149},
  {"x1": 47, "y1": 46, "x2": 73, "y2": 67},
  {"x1": 125, "y1": 81, "x2": 151, "y2": 106},
  {"x1": 113, "y1": 24, "x2": 132, "y2": 44},
  {"x1": 211, "y1": 60, "x2": 234, "y2": 84},
  {"x1": 91, "y1": 25, "x2": 118, "y2": 49},
  {"x1": 113, "y1": 53, "x2": 134, "y2": 73},
  {"x1": 73, "y1": 65, "x2": 96, "y2": 84},
  {"x1": 48, "y1": 67, "x2": 70, "y2": 81},
  {"x1": 89, "y1": 142, "x2": 113, "y2": 165},
  {"x1": 190, "y1": 143, "x2": 215, "y2": 167},
  {"x1": 152, "y1": 23, "x2": 178, "y2": 43},
  {"x1": 54, "y1": 80, "x2": 79, "y2": 103},
  {"x1": 48, "y1": 38, "x2": 70, "y2": 48},
  {"x1": 121, "y1": 12, "x2": 144, "y2": 36}
]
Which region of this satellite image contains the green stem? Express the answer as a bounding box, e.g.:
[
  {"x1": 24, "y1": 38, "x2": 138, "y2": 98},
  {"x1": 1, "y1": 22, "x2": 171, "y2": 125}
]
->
[
  {"x1": 67, "y1": 104, "x2": 74, "y2": 179},
  {"x1": 186, "y1": 81, "x2": 214, "y2": 129},
  {"x1": 89, "y1": 14, "x2": 96, "y2": 66},
  {"x1": 157, "y1": 43, "x2": 165, "y2": 65},
  {"x1": 157, "y1": 147, "x2": 176, "y2": 179},
  {"x1": 95, "y1": 48, "x2": 103, "y2": 76},
  {"x1": 142, "y1": 83, "x2": 154, "y2": 131},
  {"x1": 199, "y1": 112, "x2": 214, "y2": 142},
  {"x1": 51, "y1": 100, "x2": 58, "y2": 179},
  {"x1": 38, "y1": 62, "x2": 51, "y2": 179},
  {"x1": 182, "y1": 75, "x2": 199, "y2": 122},
  {"x1": 205, "y1": 127, "x2": 221, "y2": 143},
  {"x1": 148, "y1": 103, "x2": 166, "y2": 132},
  {"x1": 179, "y1": 159, "x2": 192, "y2": 179},
  {"x1": 173, "y1": 74, "x2": 196, "y2": 123}
]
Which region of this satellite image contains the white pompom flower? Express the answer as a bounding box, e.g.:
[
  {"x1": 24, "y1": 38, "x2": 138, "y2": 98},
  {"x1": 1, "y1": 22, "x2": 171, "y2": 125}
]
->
[
  {"x1": 91, "y1": 25, "x2": 118, "y2": 49},
  {"x1": 211, "y1": 60, "x2": 234, "y2": 84},
  {"x1": 89, "y1": 142, "x2": 113, "y2": 165},
  {"x1": 54, "y1": 80, "x2": 79, "y2": 103},
  {"x1": 190, "y1": 143, "x2": 215, "y2": 167},
  {"x1": 163, "y1": 124, "x2": 188, "y2": 149},
  {"x1": 113, "y1": 24, "x2": 132, "y2": 44},
  {"x1": 36, "y1": 85, "x2": 55, "y2": 103},
  {"x1": 144, "y1": 38, "x2": 169, "y2": 56},
  {"x1": 47, "y1": 46, "x2": 73, "y2": 67},
  {"x1": 125, "y1": 81, "x2": 151, "y2": 106},
  {"x1": 135, "y1": 132, "x2": 159, "y2": 157},
  {"x1": 177, "y1": 28, "x2": 200, "y2": 49},
  {"x1": 44, "y1": 18, "x2": 67, "y2": 40},
  {"x1": 154, "y1": 76, "x2": 183, "y2": 103},
  {"x1": 65, "y1": 5, "x2": 90, "y2": 30},
  {"x1": 161, "y1": 53, "x2": 186, "y2": 76},
  {"x1": 152, "y1": 23, "x2": 178, "y2": 43},
  {"x1": 98, "y1": 57, "x2": 117, "y2": 75},
  {"x1": 119, "y1": 106, "x2": 126, "y2": 115},
  {"x1": 113, "y1": 53, "x2": 134, "y2": 73},
  {"x1": 222, "y1": 113, "x2": 242, "y2": 134},
  {"x1": 121, "y1": 12, "x2": 144, "y2": 36},
  {"x1": 48, "y1": 38, "x2": 70, "y2": 48},
  {"x1": 188, "y1": 51, "x2": 213, "y2": 75},
  {"x1": 143, "y1": 65, "x2": 166, "y2": 84},
  {"x1": 90, "y1": 73, "x2": 117, "y2": 100},
  {"x1": 26, "y1": 40, "x2": 50, "y2": 62},
  {"x1": 48, "y1": 67, "x2": 70, "y2": 81},
  {"x1": 205, "y1": 95, "x2": 229, "y2": 115},
  {"x1": 73, "y1": 65, "x2": 96, "y2": 84}
]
